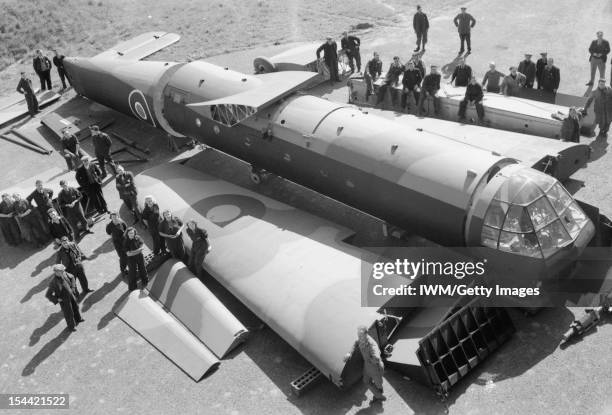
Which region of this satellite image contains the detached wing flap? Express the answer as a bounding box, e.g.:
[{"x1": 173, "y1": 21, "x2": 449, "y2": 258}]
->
[
  {"x1": 186, "y1": 71, "x2": 319, "y2": 126},
  {"x1": 93, "y1": 32, "x2": 180, "y2": 61}
]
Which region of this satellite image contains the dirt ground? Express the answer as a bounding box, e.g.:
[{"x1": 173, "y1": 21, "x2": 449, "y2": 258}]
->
[{"x1": 2, "y1": 1, "x2": 612, "y2": 415}]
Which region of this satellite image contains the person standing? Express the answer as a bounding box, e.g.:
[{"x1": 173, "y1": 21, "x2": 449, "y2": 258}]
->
[
  {"x1": 364, "y1": 52, "x2": 383, "y2": 100},
  {"x1": 58, "y1": 180, "x2": 92, "y2": 236},
  {"x1": 482, "y1": 62, "x2": 504, "y2": 93},
  {"x1": 48, "y1": 209, "x2": 74, "y2": 245},
  {"x1": 587, "y1": 31, "x2": 610, "y2": 87},
  {"x1": 115, "y1": 165, "x2": 141, "y2": 224},
  {"x1": 60, "y1": 130, "x2": 84, "y2": 171},
  {"x1": 376, "y1": 56, "x2": 405, "y2": 107},
  {"x1": 45, "y1": 264, "x2": 83, "y2": 332},
  {"x1": 124, "y1": 227, "x2": 149, "y2": 291},
  {"x1": 56, "y1": 236, "x2": 92, "y2": 295},
  {"x1": 16, "y1": 72, "x2": 39, "y2": 117},
  {"x1": 458, "y1": 76, "x2": 485, "y2": 123},
  {"x1": 0, "y1": 194, "x2": 22, "y2": 246},
  {"x1": 316, "y1": 36, "x2": 340, "y2": 83},
  {"x1": 451, "y1": 57, "x2": 472, "y2": 87},
  {"x1": 27, "y1": 180, "x2": 54, "y2": 224},
  {"x1": 518, "y1": 54, "x2": 537, "y2": 89},
  {"x1": 401, "y1": 61, "x2": 422, "y2": 111},
  {"x1": 52, "y1": 50, "x2": 71, "y2": 90},
  {"x1": 90, "y1": 125, "x2": 115, "y2": 178},
  {"x1": 186, "y1": 220, "x2": 211, "y2": 275},
  {"x1": 142, "y1": 196, "x2": 165, "y2": 255},
  {"x1": 418, "y1": 65, "x2": 441, "y2": 116},
  {"x1": 411, "y1": 53, "x2": 426, "y2": 78},
  {"x1": 340, "y1": 31, "x2": 361, "y2": 74},
  {"x1": 453, "y1": 7, "x2": 476, "y2": 55},
  {"x1": 32, "y1": 49, "x2": 52, "y2": 91},
  {"x1": 12, "y1": 193, "x2": 48, "y2": 247},
  {"x1": 560, "y1": 107, "x2": 584, "y2": 142},
  {"x1": 413, "y1": 5, "x2": 429, "y2": 53},
  {"x1": 541, "y1": 58, "x2": 560, "y2": 93},
  {"x1": 501, "y1": 66, "x2": 527, "y2": 96},
  {"x1": 344, "y1": 326, "x2": 386, "y2": 402},
  {"x1": 584, "y1": 79, "x2": 612, "y2": 138},
  {"x1": 75, "y1": 157, "x2": 109, "y2": 215},
  {"x1": 536, "y1": 52, "x2": 548, "y2": 90},
  {"x1": 106, "y1": 212, "x2": 128, "y2": 275},
  {"x1": 158, "y1": 210, "x2": 185, "y2": 261}
]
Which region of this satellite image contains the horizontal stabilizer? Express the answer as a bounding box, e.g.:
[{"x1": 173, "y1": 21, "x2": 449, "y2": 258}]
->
[
  {"x1": 114, "y1": 290, "x2": 219, "y2": 381},
  {"x1": 148, "y1": 259, "x2": 249, "y2": 358},
  {"x1": 187, "y1": 71, "x2": 318, "y2": 126},
  {"x1": 93, "y1": 32, "x2": 180, "y2": 61}
]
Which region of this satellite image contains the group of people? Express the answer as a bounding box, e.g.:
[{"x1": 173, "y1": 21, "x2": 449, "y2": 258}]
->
[{"x1": 15, "y1": 49, "x2": 71, "y2": 117}]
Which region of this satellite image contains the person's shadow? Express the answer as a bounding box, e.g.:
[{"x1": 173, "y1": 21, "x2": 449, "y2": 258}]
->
[
  {"x1": 81, "y1": 274, "x2": 124, "y2": 312},
  {"x1": 97, "y1": 289, "x2": 130, "y2": 330},
  {"x1": 441, "y1": 55, "x2": 466, "y2": 80},
  {"x1": 30, "y1": 252, "x2": 58, "y2": 278},
  {"x1": 29, "y1": 311, "x2": 64, "y2": 346},
  {"x1": 21, "y1": 275, "x2": 52, "y2": 303},
  {"x1": 22, "y1": 327, "x2": 72, "y2": 376}
]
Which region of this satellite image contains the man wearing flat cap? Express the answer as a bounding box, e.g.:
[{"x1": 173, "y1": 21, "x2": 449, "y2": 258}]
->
[
  {"x1": 45, "y1": 264, "x2": 84, "y2": 332},
  {"x1": 518, "y1": 54, "x2": 536, "y2": 89},
  {"x1": 453, "y1": 7, "x2": 476, "y2": 55},
  {"x1": 316, "y1": 36, "x2": 340, "y2": 83},
  {"x1": 56, "y1": 236, "x2": 93, "y2": 296}
]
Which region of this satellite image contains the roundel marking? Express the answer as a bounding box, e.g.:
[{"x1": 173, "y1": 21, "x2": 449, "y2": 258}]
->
[
  {"x1": 128, "y1": 89, "x2": 156, "y2": 127},
  {"x1": 189, "y1": 194, "x2": 266, "y2": 229}
]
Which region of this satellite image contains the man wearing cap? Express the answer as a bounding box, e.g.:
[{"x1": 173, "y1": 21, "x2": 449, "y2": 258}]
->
[
  {"x1": 418, "y1": 65, "x2": 441, "y2": 116},
  {"x1": 587, "y1": 31, "x2": 610, "y2": 87},
  {"x1": 541, "y1": 58, "x2": 560, "y2": 94},
  {"x1": 413, "y1": 5, "x2": 429, "y2": 53},
  {"x1": 584, "y1": 79, "x2": 612, "y2": 138},
  {"x1": 340, "y1": 31, "x2": 361, "y2": 74},
  {"x1": 316, "y1": 36, "x2": 340, "y2": 83},
  {"x1": 115, "y1": 165, "x2": 141, "y2": 225},
  {"x1": 482, "y1": 62, "x2": 504, "y2": 93},
  {"x1": 106, "y1": 212, "x2": 128, "y2": 275},
  {"x1": 75, "y1": 157, "x2": 109, "y2": 215},
  {"x1": 60, "y1": 130, "x2": 84, "y2": 171},
  {"x1": 26, "y1": 180, "x2": 54, "y2": 224},
  {"x1": 536, "y1": 52, "x2": 548, "y2": 90},
  {"x1": 518, "y1": 54, "x2": 536, "y2": 89},
  {"x1": 48, "y1": 209, "x2": 74, "y2": 245},
  {"x1": 56, "y1": 236, "x2": 92, "y2": 295},
  {"x1": 453, "y1": 7, "x2": 476, "y2": 55},
  {"x1": 16, "y1": 72, "x2": 39, "y2": 117},
  {"x1": 90, "y1": 125, "x2": 115, "y2": 178},
  {"x1": 451, "y1": 57, "x2": 472, "y2": 87},
  {"x1": 376, "y1": 56, "x2": 405, "y2": 107},
  {"x1": 46, "y1": 264, "x2": 83, "y2": 332},
  {"x1": 124, "y1": 227, "x2": 149, "y2": 291},
  {"x1": 32, "y1": 49, "x2": 52, "y2": 91},
  {"x1": 458, "y1": 76, "x2": 485, "y2": 123},
  {"x1": 501, "y1": 66, "x2": 526, "y2": 96},
  {"x1": 401, "y1": 61, "x2": 422, "y2": 111},
  {"x1": 58, "y1": 180, "x2": 92, "y2": 236},
  {"x1": 364, "y1": 52, "x2": 383, "y2": 100}
]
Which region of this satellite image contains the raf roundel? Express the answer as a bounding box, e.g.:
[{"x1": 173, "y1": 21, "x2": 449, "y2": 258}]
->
[{"x1": 128, "y1": 89, "x2": 156, "y2": 127}]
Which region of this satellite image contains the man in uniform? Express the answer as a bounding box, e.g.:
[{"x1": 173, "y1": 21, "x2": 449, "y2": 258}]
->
[
  {"x1": 451, "y1": 57, "x2": 472, "y2": 87},
  {"x1": 418, "y1": 65, "x2": 441, "y2": 116},
  {"x1": 584, "y1": 79, "x2": 612, "y2": 138},
  {"x1": 0, "y1": 193, "x2": 22, "y2": 246},
  {"x1": 453, "y1": 7, "x2": 476, "y2": 55},
  {"x1": 482, "y1": 62, "x2": 504, "y2": 93},
  {"x1": 32, "y1": 49, "x2": 52, "y2": 91},
  {"x1": 316, "y1": 36, "x2": 340, "y2": 83},
  {"x1": 458, "y1": 76, "x2": 485, "y2": 123},
  {"x1": 52, "y1": 50, "x2": 71, "y2": 90},
  {"x1": 340, "y1": 31, "x2": 361, "y2": 74},
  {"x1": 376, "y1": 56, "x2": 405, "y2": 108},
  {"x1": 401, "y1": 61, "x2": 422, "y2": 111},
  {"x1": 75, "y1": 157, "x2": 109, "y2": 215},
  {"x1": 124, "y1": 227, "x2": 149, "y2": 291},
  {"x1": 501, "y1": 66, "x2": 527, "y2": 96},
  {"x1": 115, "y1": 165, "x2": 141, "y2": 224},
  {"x1": 56, "y1": 236, "x2": 92, "y2": 295},
  {"x1": 60, "y1": 130, "x2": 84, "y2": 171},
  {"x1": 411, "y1": 53, "x2": 426, "y2": 78},
  {"x1": 45, "y1": 264, "x2": 83, "y2": 332},
  {"x1": 58, "y1": 180, "x2": 92, "y2": 237},
  {"x1": 106, "y1": 212, "x2": 128, "y2": 275},
  {"x1": 364, "y1": 52, "x2": 383, "y2": 100},
  {"x1": 536, "y1": 52, "x2": 548, "y2": 90},
  {"x1": 518, "y1": 53, "x2": 536, "y2": 89},
  {"x1": 48, "y1": 209, "x2": 74, "y2": 245},
  {"x1": 587, "y1": 31, "x2": 610, "y2": 87},
  {"x1": 27, "y1": 180, "x2": 54, "y2": 224},
  {"x1": 413, "y1": 5, "x2": 429, "y2": 53},
  {"x1": 90, "y1": 125, "x2": 115, "y2": 178},
  {"x1": 16, "y1": 72, "x2": 39, "y2": 117},
  {"x1": 541, "y1": 58, "x2": 561, "y2": 94}
]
